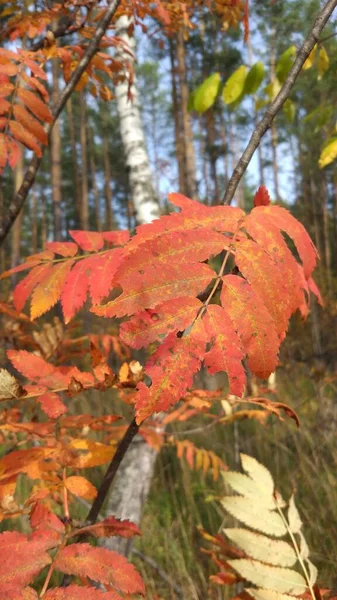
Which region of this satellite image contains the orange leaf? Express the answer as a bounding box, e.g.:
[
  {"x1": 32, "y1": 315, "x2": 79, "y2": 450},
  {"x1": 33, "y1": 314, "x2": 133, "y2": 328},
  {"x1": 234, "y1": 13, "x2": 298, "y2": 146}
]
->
[
  {"x1": 13, "y1": 104, "x2": 48, "y2": 145},
  {"x1": 253, "y1": 185, "x2": 270, "y2": 207},
  {"x1": 0, "y1": 531, "x2": 51, "y2": 587},
  {"x1": 55, "y1": 544, "x2": 145, "y2": 594},
  {"x1": 120, "y1": 297, "x2": 202, "y2": 349},
  {"x1": 31, "y1": 261, "x2": 75, "y2": 319},
  {"x1": 64, "y1": 476, "x2": 97, "y2": 500},
  {"x1": 45, "y1": 242, "x2": 78, "y2": 257},
  {"x1": 13, "y1": 263, "x2": 53, "y2": 312},
  {"x1": 135, "y1": 319, "x2": 207, "y2": 423},
  {"x1": 9, "y1": 120, "x2": 42, "y2": 156},
  {"x1": 17, "y1": 87, "x2": 53, "y2": 123},
  {"x1": 102, "y1": 230, "x2": 130, "y2": 245},
  {"x1": 221, "y1": 275, "x2": 280, "y2": 379},
  {"x1": 37, "y1": 392, "x2": 67, "y2": 418},
  {"x1": 203, "y1": 305, "x2": 246, "y2": 397},
  {"x1": 77, "y1": 516, "x2": 141, "y2": 539},
  {"x1": 61, "y1": 260, "x2": 91, "y2": 323}
]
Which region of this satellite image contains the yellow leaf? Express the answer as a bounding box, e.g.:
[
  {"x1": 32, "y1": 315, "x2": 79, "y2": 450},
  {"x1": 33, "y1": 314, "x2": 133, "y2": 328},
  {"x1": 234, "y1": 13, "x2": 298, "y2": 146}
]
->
[
  {"x1": 303, "y1": 44, "x2": 317, "y2": 70},
  {"x1": 318, "y1": 46, "x2": 329, "y2": 78},
  {"x1": 31, "y1": 261, "x2": 74, "y2": 319},
  {"x1": 319, "y1": 138, "x2": 337, "y2": 168},
  {"x1": 0, "y1": 368, "x2": 26, "y2": 401},
  {"x1": 223, "y1": 65, "x2": 247, "y2": 105},
  {"x1": 65, "y1": 475, "x2": 97, "y2": 500}
]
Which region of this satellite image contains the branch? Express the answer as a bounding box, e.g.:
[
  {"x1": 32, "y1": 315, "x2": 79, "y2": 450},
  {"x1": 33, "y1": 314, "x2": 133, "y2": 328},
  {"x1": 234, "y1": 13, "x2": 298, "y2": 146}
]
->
[
  {"x1": 0, "y1": 0, "x2": 122, "y2": 247},
  {"x1": 85, "y1": 417, "x2": 140, "y2": 524},
  {"x1": 222, "y1": 0, "x2": 337, "y2": 206}
]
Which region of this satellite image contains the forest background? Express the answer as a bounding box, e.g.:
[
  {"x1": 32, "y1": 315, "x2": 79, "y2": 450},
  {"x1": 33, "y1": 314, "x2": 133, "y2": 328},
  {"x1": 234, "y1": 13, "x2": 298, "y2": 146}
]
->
[{"x1": 1, "y1": 0, "x2": 337, "y2": 598}]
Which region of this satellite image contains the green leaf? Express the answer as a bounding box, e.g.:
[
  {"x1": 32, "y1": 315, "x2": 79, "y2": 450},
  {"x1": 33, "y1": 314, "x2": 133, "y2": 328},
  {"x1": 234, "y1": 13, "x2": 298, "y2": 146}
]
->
[
  {"x1": 223, "y1": 65, "x2": 247, "y2": 105},
  {"x1": 193, "y1": 73, "x2": 221, "y2": 113},
  {"x1": 244, "y1": 62, "x2": 265, "y2": 95},
  {"x1": 264, "y1": 80, "x2": 281, "y2": 102},
  {"x1": 221, "y1": 496, "x2": 287, "y2": 537},
  {"x1": 283, "y1": 99, "x2": 295, "y2": 123},
  {"x1": 224, "y1": 529, "x2": 297, "y2": 567},
  {"x1": 318, "y1": 137, "x2": 337, "y2": 168},
  {"x1": 187, "y1": 90, "x2": 196, "y2": 112},
  {"x1": 276, "y1": 45, "x2": 296, "y2": 84},
  {"x1": 228, "y1": 559, "x2": 307, "y2": 595}
]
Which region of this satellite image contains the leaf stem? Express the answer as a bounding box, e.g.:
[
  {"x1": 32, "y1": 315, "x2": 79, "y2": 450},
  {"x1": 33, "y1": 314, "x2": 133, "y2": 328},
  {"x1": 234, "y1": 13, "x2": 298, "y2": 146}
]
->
[{"x1": 275, "y1": 500, "x2": 316, "y2": 600}]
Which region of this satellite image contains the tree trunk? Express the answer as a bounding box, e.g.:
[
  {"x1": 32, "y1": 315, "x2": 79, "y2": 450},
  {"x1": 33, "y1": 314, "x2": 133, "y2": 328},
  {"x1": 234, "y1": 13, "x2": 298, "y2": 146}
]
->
[
  {"x1": 100, "y1": 14, "x2": 161, "y2": 556},
  {"x1": 66, "y1": 98, "x2": 81, "y2": 226},
  {"x1": 102, "y1": 109, "x2": 113, "y2": 230},
  {"x1": 79, "y1": 92, "x2": 89, "y2": 230},
  {"x1": 31, "y1": 187, "x2": 37, "y2": 254},
  {"x1": 176, "y1": 30, "x2": 197, "y2": 200},
  {"x1": 11, "y1": 149, "x2": 24, "y2": 270},
  {"x1": 169, "y1": 38, "x2": 185, "y2": 195},
  {"x1": 88, "y1": 125, "x2": 101, "y2": 231},
  {"x1": 51, "y1": 58, "x2": 62, "y2": 241},
  {"x1": 115, "y1": 15, "x2": 160, "y2": 225}
]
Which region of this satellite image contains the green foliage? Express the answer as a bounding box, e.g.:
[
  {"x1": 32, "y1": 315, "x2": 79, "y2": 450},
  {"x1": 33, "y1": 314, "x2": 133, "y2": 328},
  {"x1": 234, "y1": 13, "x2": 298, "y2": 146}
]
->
[{"x1": 193, "y1": 73, "x2": 221, "y2": 113}]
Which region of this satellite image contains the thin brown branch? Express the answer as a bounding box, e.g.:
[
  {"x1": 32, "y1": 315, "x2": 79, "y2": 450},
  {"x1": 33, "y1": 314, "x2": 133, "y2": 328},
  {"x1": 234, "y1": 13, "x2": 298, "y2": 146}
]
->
[
  {"x1": 0, "y1": 0, "x2": 122, "y2": 247},
  {"x1": 86, "y1": 417, "x2": 140, "y2": 524},
  {"x1": 222, "y1": 0, "x2": 337, "y2": 206}
]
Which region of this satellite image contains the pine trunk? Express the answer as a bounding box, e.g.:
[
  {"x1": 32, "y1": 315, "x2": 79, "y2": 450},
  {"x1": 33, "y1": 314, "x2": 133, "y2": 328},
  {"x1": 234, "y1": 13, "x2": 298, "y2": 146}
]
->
[
  {"x1": 51, "y1": 58, "x2": 62, "y2": 241},
  {"x1": 79, "y1": 92, "x2": 89, "y2": 230},
  {"x1": 67, "y1": 98, "x2": 81, "y2": 226}
]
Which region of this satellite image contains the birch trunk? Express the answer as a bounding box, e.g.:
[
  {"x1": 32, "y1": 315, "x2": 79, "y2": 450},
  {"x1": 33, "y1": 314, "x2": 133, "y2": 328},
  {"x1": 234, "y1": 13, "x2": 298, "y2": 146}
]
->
[
  {"x1": 100, "y1": 14, "x2": 160, "y2": 556},
  {"x1": 114, "y1": 15, "x2": 160, "y2": 225}
]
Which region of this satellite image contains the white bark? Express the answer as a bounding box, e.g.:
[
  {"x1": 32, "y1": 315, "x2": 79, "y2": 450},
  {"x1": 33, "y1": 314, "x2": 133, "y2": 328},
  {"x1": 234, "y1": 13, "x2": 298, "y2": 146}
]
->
[
  {"x1": 100, "y1": 16, "x2": 160, "y2": 556},
  {"x1": 115, "y1": 15, "x2": 160, "y2": 224}
]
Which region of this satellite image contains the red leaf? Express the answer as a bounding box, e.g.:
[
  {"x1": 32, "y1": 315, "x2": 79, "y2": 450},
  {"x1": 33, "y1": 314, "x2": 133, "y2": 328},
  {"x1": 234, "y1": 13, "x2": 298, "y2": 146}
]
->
[
  {"x1": 234, "y1": 239, "x2": 293, "y2": 336},
  {"x1": 69, "y1": 230, "x2": 104, "y2": 252},
  {"x1": 250, "y1": 205, "x2": 318, "y2": 278},
  {"x1": 46, "y1": 242, "x2": 78, "y2": 257},
  {"x1": 87, "y1": 248, "x2": 124, "y2": 305},
  {"x1": 120, "y1": 297, "x2": 202, "y2": 349},
  {"x1": 135, "y1": 320, "x2": 207, "y2": 423},
  {"x1": 221, "y1": 275, "x2": 280, "y2": 379},
  {"x1": 93, "y1": 263, "x2": 215, "y2": 318},
  {"x1": 78, "y1": 516, "x2": 141, "y2": 539},
  {"x1": 7, "y1": 350, "x2": 71, "y2": 388},
  {"x1": 0, "y1": 586, "x2": 38, "y2": 600},
  {"x1": 0, "y1": 531, "x2": 51, "y2": 587},
  {"x1": 61, "y1": 260, "x2": 91, "y2": 323},
  {"x1": 30, "y1": 501, "x2": 65, "y2": 536},
  {"x1": 154, "y1": 0, "x2": 171, "y2": 25},
  {"x1": 308, "y1": 276, "x2": 324, "y2": 306},
  {"x1": 102, "y1": 230, "x2": 130, "y2": 246},
  {"x1": 253, "y1": 185, "x2": 270, "y2": 207},
  {"x1": 44, "y1": 586, "x2": 123, "y2": 600},
  {"x1": 55, "y1": 544, "x2": 145, "y2": 595},
  {"x1": 203, "y1": 305, "x2": 246, "y2": 397},
  {"x1": 37, "y1": 392, "x2": 67, "y2": 418}
]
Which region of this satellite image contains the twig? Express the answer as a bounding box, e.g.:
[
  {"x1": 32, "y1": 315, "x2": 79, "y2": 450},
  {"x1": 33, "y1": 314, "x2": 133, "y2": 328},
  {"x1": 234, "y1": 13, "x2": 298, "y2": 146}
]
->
[
  {"x1": 222, "y1": 0, "x2": 337, "y2": 206},
  {"x1": 0, "y1": 0, "x2": 122, "y2": 246},
  {"x1": 132, "y1": 548, "x2": 184, "y2": 597},
  {"x1": 85, "y1": 417, "x2": 140, "y2": 524}
]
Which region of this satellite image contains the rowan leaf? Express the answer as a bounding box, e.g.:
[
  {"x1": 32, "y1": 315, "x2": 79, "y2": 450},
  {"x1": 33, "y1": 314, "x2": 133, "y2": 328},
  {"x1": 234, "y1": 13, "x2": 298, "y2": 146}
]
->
[
  {"x1": 17, "y1": 87, "x2": 53, "y2": 123},
  {"x1": 253, "y1": 186, "x2": 270, "y2": 207},
  {"x1": 69, "y1": 230, "x2": 104, "y2": 252},
  {"x1": 0, "y1": 587, "x2": 38, "y2": 600},
  {"x1": 55, "y1": 544, "x2": 145, "y2": 594},
  {"x1": 203, "y1": 305, "x2": 246, "y2": 397},
  {"x1": 102, "y1": 230, "x2": 130, "y2": 245},
  {"x1": 87, "y1": 249, "x2": 124, "y2": 304},
  {"x1": 13, "y1": 263, "x2": 53, "y2": 312},
  {"x1": 248, "y1": 205, "x2": 318, "y2": 279},
  {"x1": 240, "y1": 454, "x2": 275, "y2": 497},
  {"x1": 224, "y1": 529, "x2": 297, "y2": 567},
  {"x1": 221, "y1": 497, "x2": 287, "y2": 537},
  {"x1": 37, "y1": 392, "x2": 67, "y2": 418},
  {"x1": 223, "y1": 65, "x2": 247, "y2": 104},
  {"x1": 93, "y1": 263, "x2": 215, "y2": 319},
  {"x1": 9, "y1": 119, "x2": 42, "y2": 156},
  {"x1": 13, "y1": 104, "x2": 48, "y2": 144},
  {"x1": 244, "y1": 62, "x2": 265, "y2": 95},
  {"x1": 46, "y1": 242, "x2": 78, "y2": 257},
  {"x1": 193, "y1": 72, "x2": 221, "y2": 113},
  {"x1": 234, "y1": 239, "x2": 292, "y2": 335},
  {"x1": 120, "y1": 297, "x2": 202, "y2": 349},
  {"x1": 65, "y1": 476, "x2": 97, "y2": 500},
  {"x1": 31, "y1": 261, "x2": 75, "y2": 319},
  {"x1": 246, "y1": 590, "x2": 299, "y2": 600},
  {"x1": 135, "y1": 320, "x2": 207, "y2": 423},
  {"x1": 228, "y1": 559, "x2": 306, "y2": 595},
  {"x1": 77, "y1": 516, "x2": 141, "y2": 539},
  {"x1": 44, "y1": 585, "x2": 123, "y2": 600},
  {"x1": 0, "y1": 368, "x2": 26, "y2": 401},
  {"x1": 7, "y1": 350, "x2": 72, "y2": 388},
  {"x1": 0, "y1": 531, "x2": 51, "y2": 587},
  {"x1": 61, "y1": 260, "x2": 91, "y2": 323},
  {"x1": 221, "y1": 275, "x2": 280, "y2": 379}
]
